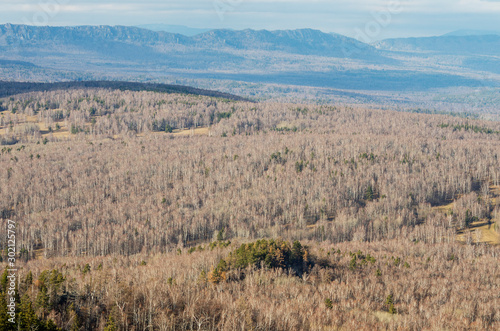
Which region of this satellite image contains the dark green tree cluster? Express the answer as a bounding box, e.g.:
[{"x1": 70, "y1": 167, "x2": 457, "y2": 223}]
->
[
  {"x1": 348, "y1": 250, "x2": 376, "y2": 270},
  {"x1": 385, "y1": 294, "x2": 397, "y2": 314},
  {"x1": 438, "y1": 122, "x2": 500, "y2": 135},
  {"x1": 35, "y1": 269, "x2": 65, "y2": 314},
  {"x1": 151, "y1": 119, "x2": 174, "y2": 133},
  {"x1": 271, "y1": 126, "x2": 298, "y2": 133},
  {"x1": 214, "y1": 239, "x2": 310, "y2": 277},
  {"x1": 464, "y1": 209, "x2": 479, "y2": 228},
  {"x1": 208, "y1": 240, "x2": 231, "y2": 250},
  {"x1": 216, "y1": 111, "x2": 232, "y2": 121},
  {"x1": 0, "y1": 269, "x2": 61, "y2": 331},
  {"x1": 364, "y1": 185, "x2": 379, "y2": 201}
]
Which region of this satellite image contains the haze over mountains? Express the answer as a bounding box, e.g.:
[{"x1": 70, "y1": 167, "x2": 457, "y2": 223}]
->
[
  {"x1": 0, "y1": 24, "x2": 499, "y2": 92},
  {"x1": 135, "y1": 24, "x2": 212, "y2": 36},
  {"x1": 442, "y1": 29, "x2": 500, "y2": 37},
  {"x1": 374, "y1": 34, "x2": 500, "y2": 56}
]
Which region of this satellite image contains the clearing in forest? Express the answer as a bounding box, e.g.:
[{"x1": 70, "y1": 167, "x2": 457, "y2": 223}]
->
[{"x1": 432, "y1": 185, "x2": 500, "y2": 245}]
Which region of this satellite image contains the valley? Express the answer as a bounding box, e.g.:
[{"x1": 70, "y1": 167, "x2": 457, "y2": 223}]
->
[{"x1": 0, "y1": 20, "x2": 499, "y2": 330}]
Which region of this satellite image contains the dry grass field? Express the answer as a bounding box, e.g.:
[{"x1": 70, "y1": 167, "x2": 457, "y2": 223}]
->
[
  {"x1": 1, "y1": 109, "x2": 211, "y2": 141},
  {"x1": 432, "y1": 185, "x2": 500, "y2": 245}
]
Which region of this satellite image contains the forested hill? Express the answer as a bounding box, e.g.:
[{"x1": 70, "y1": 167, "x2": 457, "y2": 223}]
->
[{"x1": 0, "y1": 81, "x2": 252, "y2": 101}]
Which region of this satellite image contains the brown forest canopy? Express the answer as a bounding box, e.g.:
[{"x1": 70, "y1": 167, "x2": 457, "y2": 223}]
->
[
  {"x1": 0, "y1": 88, "x2": 498, "y2": 257},
  {"x1": 0, "y1": 87, "x2": 499, "y2": 330}
]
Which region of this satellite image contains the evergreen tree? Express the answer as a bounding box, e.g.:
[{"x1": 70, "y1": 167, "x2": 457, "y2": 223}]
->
[
  {"x1": 36, "y1": 284, "x2": 50, "y2": 316},
  {"x1": 25, "y1": 271, "x2": 33, "y2": 286},
  {"x1": 68, "y1": 304, "x2": 80, "y2": 331},
  {"x1": 19, "y1": 295, "x2": 39, "y2": 331},
  {"x1": 385, "y1": 294, "x2": 396, "y2": 314},
  {"x1": 0, "y1": 269, "x2": 8, "y2": 292},
  {"x1": 104, "y1": 313, "x2": 117, "y2": 331},
  {"x1": 365, "y1": 185, "x2": 374, "y2": 201},
  {"x1": 0, "y1": 291, "x2": 16, "y2": 331}
]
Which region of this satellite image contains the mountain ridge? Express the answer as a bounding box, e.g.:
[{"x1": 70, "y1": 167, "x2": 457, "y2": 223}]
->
[
  {"x1": 0, "y1": 24, "x2": 379, "y2": 59},
  {"x1": 0, "y1": 24, "x2": 498, "y2": 91},
  {"x1": 135, "y1": 24, "x2": 212, "y2": 36}
]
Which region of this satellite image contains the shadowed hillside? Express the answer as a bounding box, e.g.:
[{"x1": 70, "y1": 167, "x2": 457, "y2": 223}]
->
[{"x1": 0, "y1": 81, "x2": 252, "y2": 101}]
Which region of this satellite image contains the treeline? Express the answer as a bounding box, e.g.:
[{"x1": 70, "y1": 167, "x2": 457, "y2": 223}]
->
[{"x1": 0, "y1": 81, "x2": 251, "y2": 102}]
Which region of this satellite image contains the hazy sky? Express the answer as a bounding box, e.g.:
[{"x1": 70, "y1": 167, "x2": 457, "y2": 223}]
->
[{"x1": 1, "y1": 0, "x2": 500, "y2": 40}]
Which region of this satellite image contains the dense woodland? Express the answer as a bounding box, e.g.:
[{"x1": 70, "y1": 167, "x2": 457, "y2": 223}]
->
[
  {"x1": 1, "y1": 238, "x2": 499, "y2": 330},
  {"x1": 0, "y1": 88, "x2": 499, "y2": 330}
]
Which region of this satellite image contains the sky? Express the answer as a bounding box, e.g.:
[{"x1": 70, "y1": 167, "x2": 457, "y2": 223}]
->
[{"x1": 1, "y1": 0, "x2": 500, "y2": 41}]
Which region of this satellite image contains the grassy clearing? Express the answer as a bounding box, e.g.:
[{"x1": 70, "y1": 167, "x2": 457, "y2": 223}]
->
[
  {"x1": 171, "y1": 127, "x2": 210, "y2": 136},
  {"x1": 1, "y1": 108, "x2": 210, "y2": 142},
  {"x1": 432, "y1": 201, "x2": 454, "y2": 214},
  {"x1": 1, "y1": 109, "x2": 71, "y2": 139},
  {"x1": 432, "y1": 185, "x2": 500, "y2": 245},
  {"x1": 373, "y1": 311, "x2": 401, "y2": 323},
  {"x1": 33, "y1": 248, "x2": 45, "y2": 260},
  {"x1": 456, "y1": 221, "x2": 499, "y2": 245}
]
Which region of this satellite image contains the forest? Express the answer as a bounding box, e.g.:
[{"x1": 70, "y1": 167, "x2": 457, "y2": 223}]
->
[{"x1": 0, "y1": 87, "x2": 499, "y2": 330}]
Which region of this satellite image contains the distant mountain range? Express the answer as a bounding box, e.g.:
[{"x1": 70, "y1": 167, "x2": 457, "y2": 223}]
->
[
  {"x1": 135, "y1": 24, "x2": 212, "y2": 36},
  {"x1": 0, "y1": 24, "x2": 380, "y2": 59},
  {"x1": 0, "y1": 24, "x2": 499, "y2": 91}
]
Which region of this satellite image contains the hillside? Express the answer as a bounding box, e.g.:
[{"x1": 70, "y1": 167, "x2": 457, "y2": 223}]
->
[
  {"x1": 0, "y1": 87, "x2": 499, "y2": 329},
  {"x1": 190, "y1": 28, "x2": 380, "y2": 58},
  {"x1": 0, "y1": 81, "x2": 251, "y2": 101},
  {"x1": 1, "y1": 88, "x2": 499, "y2": 329}
]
